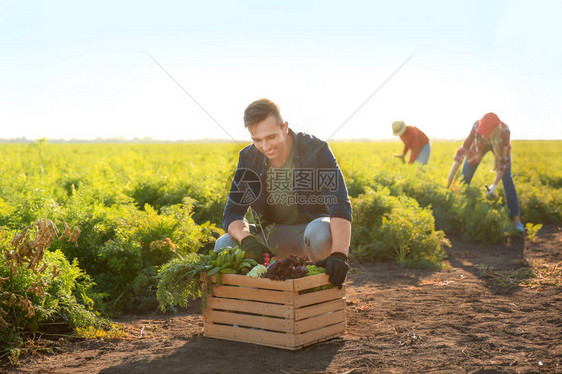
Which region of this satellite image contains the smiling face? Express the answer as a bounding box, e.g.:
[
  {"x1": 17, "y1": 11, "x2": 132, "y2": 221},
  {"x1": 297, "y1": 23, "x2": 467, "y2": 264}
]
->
[{"x1": 248, "y1": 114, "x2": 292, "y2": 166}]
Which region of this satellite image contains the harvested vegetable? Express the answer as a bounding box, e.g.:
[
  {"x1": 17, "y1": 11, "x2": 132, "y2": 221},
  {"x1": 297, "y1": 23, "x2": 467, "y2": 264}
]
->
[
  {"x1": 157, "y1": 246, "x2": 257, "y2": 311},
  {"x1": 206, "y1": 246, "x2": 257, "y2": 281},
  {"x1": 262, "y1": 255, "x2": 309, "y2": 281},
  {"x1": 247, "y1": 264, "x2": 267, "y2": 278},
  {"x1": 306, "y1": 265, "x2": 326, "y2": 275}
]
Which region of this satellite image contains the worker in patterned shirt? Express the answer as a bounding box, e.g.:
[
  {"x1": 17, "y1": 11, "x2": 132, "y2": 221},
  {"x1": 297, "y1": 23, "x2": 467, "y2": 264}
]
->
[
  {"x1": 392, "y1": 121, "x2": 431, "y2": 165},
  {"x1": 447, "y1": 112, "x2": 524, "y2": 233}
]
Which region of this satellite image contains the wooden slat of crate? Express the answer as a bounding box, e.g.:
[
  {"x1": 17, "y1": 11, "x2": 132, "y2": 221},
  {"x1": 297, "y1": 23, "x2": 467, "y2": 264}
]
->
[
  {"x1": 206, "y1": 296, "x2": 293, "y2": 319},
  {"x1": 295, "y1": 298, "x2": 346, "y2": 320},
  {"x1": 204, "y1": 323, "x2": 293, "y2": 349},
  {"x1": 293, "y1": 273, "x2": 331, "y2": 291},
  {"x1": 294, "y1": 309, "x2": 346, "y2": 334},
  {"x1": 208, "y1": 274, "x2": 294, "y2": 291},
  {"x1": 294, "y1": 286, "x2": 346, "y2": 308},
  {"x1": 205, "y1": 309, "x2": 291, "y2": 332},
  {"x1": 294, "y1": 322, "x2": 346, "y2": 347},
  {"x1": 211, "y1": 284, "x2": 293, "y2": 304}
]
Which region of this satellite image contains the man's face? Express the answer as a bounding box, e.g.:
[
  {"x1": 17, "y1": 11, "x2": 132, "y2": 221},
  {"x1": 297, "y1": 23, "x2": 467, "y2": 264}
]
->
[{"x1": 249, "y1": 115, "x2": 290, "y2": 162}]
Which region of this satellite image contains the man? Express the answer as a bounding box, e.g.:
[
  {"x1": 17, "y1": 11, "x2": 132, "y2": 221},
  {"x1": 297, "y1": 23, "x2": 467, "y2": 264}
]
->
[
  {"x1": 447, "y1": 112, "x2": 524, "y2": 232},
  {"x1": 215, "y1": 98, "x2": 352, "y2": 288},
  {"x1": 392, "y1": 121, "x2": 431, "y2": 165}
]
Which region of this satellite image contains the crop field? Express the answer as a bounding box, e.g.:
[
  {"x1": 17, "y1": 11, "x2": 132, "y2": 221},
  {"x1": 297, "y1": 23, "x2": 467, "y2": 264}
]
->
[{"x1": 1, "y1": 140, "x2": 561, "y2": 372}]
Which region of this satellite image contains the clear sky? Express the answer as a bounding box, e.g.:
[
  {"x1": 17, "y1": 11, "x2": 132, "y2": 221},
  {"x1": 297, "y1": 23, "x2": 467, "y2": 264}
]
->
[{"x1": 1, "y1": 0, "x2": 561, "y2": 141}]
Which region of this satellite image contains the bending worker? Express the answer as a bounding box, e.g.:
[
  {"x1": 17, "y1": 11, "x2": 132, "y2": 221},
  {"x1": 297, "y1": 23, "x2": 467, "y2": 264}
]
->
[
  {"x1": 447, "y1": 112, "x2": 524, "y2": 233},
  {"x1": 392, "y1": 121, "x2": 431, "y2": 165},
  {"x1": 215, "y1": 98, "x2": 352, "y2": 288}
]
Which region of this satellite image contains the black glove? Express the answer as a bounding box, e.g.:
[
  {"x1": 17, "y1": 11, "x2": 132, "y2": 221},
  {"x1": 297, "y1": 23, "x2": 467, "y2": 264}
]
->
[
  {"x1": 240, "y1": 235, "x2": 270, "y2": 263},
  {"x1": 315, "y1": 252, "x2": 349, "y2": 289}
]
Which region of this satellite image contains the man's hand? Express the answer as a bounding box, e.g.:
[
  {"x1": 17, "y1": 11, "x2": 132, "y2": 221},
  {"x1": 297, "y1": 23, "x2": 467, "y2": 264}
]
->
[
  {"x1": 314, "y1": 252, "x2": 349, "y2": 289},
  {"x1": 240, "y1": 235, "x2": 270, "y2": 262},
  {"x1": 485, "y1": 184, "x2": 497, "y2": 199}
]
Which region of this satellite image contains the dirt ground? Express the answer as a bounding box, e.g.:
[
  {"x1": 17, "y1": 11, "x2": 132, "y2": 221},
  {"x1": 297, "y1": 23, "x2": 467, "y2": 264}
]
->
[{"x1": 3, "y1": 226, "x2": 561, "y2": 374}]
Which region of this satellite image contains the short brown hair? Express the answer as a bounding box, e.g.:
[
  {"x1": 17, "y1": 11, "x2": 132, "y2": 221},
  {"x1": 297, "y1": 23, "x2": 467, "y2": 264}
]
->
[{"x1": 243, "y1": 98, "x2": 283, "y2": 128}]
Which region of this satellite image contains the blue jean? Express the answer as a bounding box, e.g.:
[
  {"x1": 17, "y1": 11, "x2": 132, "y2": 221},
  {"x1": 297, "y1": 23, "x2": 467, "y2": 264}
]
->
[
  {"x1": 214, "y1": 217, "x2": 332, "y2": 262},
  {"x1": 461, "y1": 145, "x2": 520, "y2": 217},
  {"x1": 416, "y1": 142, "x2": 431, "y2": 165}
]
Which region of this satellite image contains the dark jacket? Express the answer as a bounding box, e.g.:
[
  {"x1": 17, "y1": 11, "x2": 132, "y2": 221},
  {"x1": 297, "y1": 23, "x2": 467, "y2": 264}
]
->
[{"x1": 222, "y1": 130, "x2": 352, "y2": 231}]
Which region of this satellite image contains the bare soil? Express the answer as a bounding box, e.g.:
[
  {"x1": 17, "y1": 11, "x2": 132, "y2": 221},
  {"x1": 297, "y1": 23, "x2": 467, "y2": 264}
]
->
[{"x1": 3, "y1": 226, "x2": 561, "y2": 374}]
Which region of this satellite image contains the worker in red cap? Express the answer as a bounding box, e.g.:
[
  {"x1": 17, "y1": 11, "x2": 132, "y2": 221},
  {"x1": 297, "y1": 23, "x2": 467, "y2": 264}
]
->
[
  {"x1": 392, "y1": 121, "x2": 431, "y2": 165},
  {"x1": 447, "y1": 113, "x2": 524, "y2": 232}
]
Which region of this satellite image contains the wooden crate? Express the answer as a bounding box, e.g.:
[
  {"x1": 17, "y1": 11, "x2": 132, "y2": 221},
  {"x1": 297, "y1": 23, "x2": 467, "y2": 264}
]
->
[{"x1": 202, "y1": 273, "x2": 346, "y2": 350}]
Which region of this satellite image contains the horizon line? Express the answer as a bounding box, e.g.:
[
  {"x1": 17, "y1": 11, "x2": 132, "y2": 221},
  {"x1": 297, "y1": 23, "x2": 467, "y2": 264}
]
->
[{"x1": 0, "y1": 137, "x2": 560, "y2": 144}]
